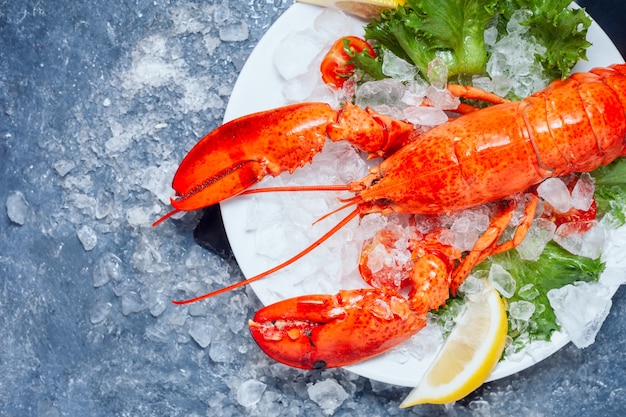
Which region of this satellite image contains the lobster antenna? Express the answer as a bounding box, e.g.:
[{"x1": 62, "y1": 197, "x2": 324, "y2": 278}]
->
[
  {"x1": 240, "y1": 184, "x2": 350, "y2": 195},
  {"x1": 152, "y1": 208, "x2": 181, "y2": 227},
  {"x1": 172, "y1": 205, "x2": 361, "y2": 305},
  {"x1": 153, "y1": 185, "x2": 351, "y2": 227}
]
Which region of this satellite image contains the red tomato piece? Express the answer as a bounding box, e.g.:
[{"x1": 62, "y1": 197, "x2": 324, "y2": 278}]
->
[{"x1": 320, "y1": 36, "x2": 376, "y2": 88}]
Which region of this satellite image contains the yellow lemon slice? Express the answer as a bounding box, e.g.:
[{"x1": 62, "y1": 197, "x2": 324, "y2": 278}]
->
[
  {"x1": 401, "y1": 285, "x2": 508, "y2": 407},
  {"x1": 297, "y1": 0, "x2": 405, "y2": 20}
]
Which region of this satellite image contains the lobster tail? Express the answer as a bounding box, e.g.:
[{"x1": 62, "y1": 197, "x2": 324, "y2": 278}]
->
[{"x1": 527, "y1": 65, "x2": 626, "y2": 173}]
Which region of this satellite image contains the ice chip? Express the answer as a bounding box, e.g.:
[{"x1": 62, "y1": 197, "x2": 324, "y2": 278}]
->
[
  {"x1": 488, "y1": 263, "x2": 516, "y2": 298},
  {"x1": 599, "y1": 266, "x2": 626, "y2": 287},
  {"x1": 518, "y1": 283, "x2": 540, "y2": 301},
  {"x1": 491, "y1": 74, "x2": 513, "y2": 97},
  {"x1": 486, "y1": 30, "x2": 549, "y2": 98},
  {"x1": 6, "y1": 190, "x2": 29, "y2": 226},
  {"x1": 218, "y1": 21, "x2": 249, "y2": 42},
  {"x1": 209, "y1": 340, "x2": 236, "y2": 363},
  {"x1": 189, "y1": 319, "x2": 213, "y2": 348},
  {"x1": 516, "y1": 218, "x2": 556, "y2": 260},
  {"x1": 77, "y1": 225, "x2": 98, "y2": 251},
  {"x1": 403, "y1": 106, "x2": 448, "y2": 126},
  {"x1": 89, "y1": 302, "x2": 113, "y2": 324},
  {"x1": 547, "y1": 281, "x2": 612, "y2": 348},
  {"x1": 472, "y1": 76, "x2": 493, "y2": 92},
  {"x1": 121, "y1": 291, "x2": 145, "y2": 315},
  {"x1": 509, "y1": 300, "x2": 535, "y2": 321},
  {"x1": 426, "y1": 57, "x2": 448, "y2": 89},
  {"x1": 53, "y1": 159, "x2": 76, "y2": 177},
  {"x1": 382, "y1": 50, "x2": 418, "y2": 81},
  {"x1": 237, "y1": 379, "x2": 267, "y2": 408},
  {"x1": 355, "y1": 78, "x2": 406, "y2": 108},
  {"x1": 93, "y1": 252, "x2": 123, "y2": 287},
  {"x1": 459, "y1": 275, "x2": 487, "y2": 297},
  {"x1": 282, "y1": 70, "x2": 321, "y2": 103},
  {"x1": 425, "y1": 85, "x2": 461, "y2": 110},
  {"x1": 554, "y1": 221, "x2": 605, "y2": 259},
  {"x1": 537, "y1": 177, "x2": 571, "y2": 213},
  {"x1": 401, "y1": 79, "x2": 428, "y2": 105},
  {"x1": 274, "y1": 31, "x2": 324, "y2": 80},
  {"x1": 506, "y1": 9, "x2": 532, "y2": 35},
  {"x1": 313, "y1": 8, "x2": 358, "y2": 39},
  {"x1": 570, "y1": 173, "x2": 595, "y2": 211},
  {"x1": 148, "y1": 295, "x2": 168, "y2": 317},
  {"x1": 484, "y1": 25, "x2": 498, "y2": 46},
  {"x1": 307, "y1": 378, "x2": 349, "y2": 415}
]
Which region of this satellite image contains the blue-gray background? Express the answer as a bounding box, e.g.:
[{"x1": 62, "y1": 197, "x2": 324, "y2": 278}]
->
[{"x1": 1, "y1": 1, "x2": 625, "y2": 416}]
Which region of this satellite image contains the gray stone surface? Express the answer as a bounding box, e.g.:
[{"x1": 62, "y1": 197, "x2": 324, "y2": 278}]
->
[{"x1": 1, "y1": 1, "x2": 625, "y2": 416}]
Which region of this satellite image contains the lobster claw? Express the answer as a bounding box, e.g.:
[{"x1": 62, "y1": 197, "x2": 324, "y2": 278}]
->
[
  {"x1": 248, "y1": 288, "x2": 426, "y2": 369},
  {"x1": 169, "y1": 103, "x2": 337, "y2": 212}
]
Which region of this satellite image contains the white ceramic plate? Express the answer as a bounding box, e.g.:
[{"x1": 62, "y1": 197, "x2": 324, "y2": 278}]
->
[{"x1": 220, "y1": 3, "x2": 625, "y2": 387}]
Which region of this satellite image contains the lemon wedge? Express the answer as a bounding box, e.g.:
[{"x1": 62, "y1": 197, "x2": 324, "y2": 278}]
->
[
  {"x1": 297, "y1": 0, "x2": 405, "y2": 19},
  {"x1": 400, "y1": 285, "x2": 508, "y2": 407}
]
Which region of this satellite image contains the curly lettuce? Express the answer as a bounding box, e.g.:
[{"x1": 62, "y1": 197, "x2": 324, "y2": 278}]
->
[{"x1": 355, "y1": 0, "x2": 592, "y2": 82}]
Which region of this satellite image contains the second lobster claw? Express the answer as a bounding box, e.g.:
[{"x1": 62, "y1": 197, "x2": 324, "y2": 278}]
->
[{"x1": 248, "y1": 288, "x2": 427, "y2": 369}]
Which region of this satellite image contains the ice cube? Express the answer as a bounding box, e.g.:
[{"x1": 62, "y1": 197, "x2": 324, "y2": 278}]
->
[
  {"x1": 354, "y1": 78, "x2": 406, "y2": 108},
  {"x1": 403, "y1": 106, "x2": 448, "y2": 126},
  {"x1": 237, "y1": 379, "x2": 267, "y2": 408},
  {"x1": 218, "y1": 21, "x2": 249, "y2": 42},
  {"x1": 537, "y1": 177, "x2": 571, "y2": 213},
  {"x1": 518, "y1": 283, "x2": 540, "y2": 301},
  {"x1": 209, "y1": 340, "x2": 236, "y2": 363},
  {"x1": 282, "y1": 69, "x2": 321, "y2": 103},
  {"x1": 89, "y1": 302, "x2": 113, "y2": 324},
  {"x1": 401, "y1": 79, "x2": 428, "y2": 104},
  {"x1": 509, "y1": 300, "x2": 535, "y2": 321},
  {"x1": 484, "y1": 25, "x2": 498, "y2": 47},
  {"x1": 570, "y1": 173, "x2": 595, "y2": 211},
  {"x1": 488, "y1": 263, "x2": 516, "y2": 298},
  {"x1": 547, "y1": 281, "x2": 612, "y2": 348},
  {"x1": 189, "y1": 318, "x2": 213, "y2": 348},
  {"x1": 553, "y1": 221, "x2": 605, "y2": 259},
  {"x1": 77, "y1": 225, "x2": 98, "y2": 251},
  {"x1": 313, "y1": 8, "x2": 357, "y2": 40},
  {"x1": 516, "y1": 218, "x2": 556, "y2": 261},
  {"x1": 506, "y1": 9, "x2": 532, "y2": 35},
  {"x1": 307, "y1": 378, "x2": 349, "y2": 415},
  {"x1": 459, "y1": 274, "x2": 488, "y2": 297},
  {"x1": 426, "y1": 57, "x2": 448, "y2": 89},
  {"x1": 382, "y1": 50, "x2": 418, "y2": 81},
  {"x1": 121, "y1": 291, "x2": 145, "y2": 315},
  {"x1": 6, "y1": 190, "x2": 29, "y2": 226},
  {"x1": 472, "y1": 76, "x2": 493, "y2": 93},
  {"x1": 53, "y1": 159, "x2": 76, "y2": 177},
  {"x1": 425, "y1": 85, "x2": 461, "y2": 110},
  {"x1": 92, "y1": 252, "x2": 123, "y2": 287},
  {"x1": 274, "y1": 31, "x2": 324, "y2": 80},
  {"x1": 491, "y1": 75, "x2": 513, "y2": 97}
]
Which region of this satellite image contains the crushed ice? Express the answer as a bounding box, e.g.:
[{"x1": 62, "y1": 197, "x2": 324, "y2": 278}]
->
[{"x1": 26, "y1": 1, "x2": 623, "y2": 413}]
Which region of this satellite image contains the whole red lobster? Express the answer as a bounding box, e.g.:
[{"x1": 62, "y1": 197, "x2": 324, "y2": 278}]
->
[{"x1": 156, "y1": 64, "x2": 626, "y2": 370}]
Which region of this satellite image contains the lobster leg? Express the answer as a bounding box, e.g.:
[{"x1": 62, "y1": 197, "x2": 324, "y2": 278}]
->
[
  {"x1": 450, "y1": 194, "x2": 539, "y2": 293},
  {"x1": 248, "y1": 288, "x2": 427, "y2": 369}
]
